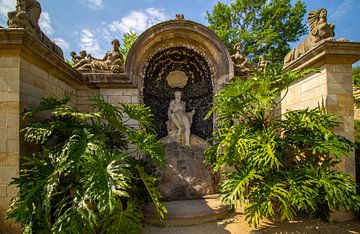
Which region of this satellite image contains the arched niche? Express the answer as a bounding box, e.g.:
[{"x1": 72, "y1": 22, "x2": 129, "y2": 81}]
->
[{"x1": 126, "y1": 19, "x2": 233, "y2": 139}]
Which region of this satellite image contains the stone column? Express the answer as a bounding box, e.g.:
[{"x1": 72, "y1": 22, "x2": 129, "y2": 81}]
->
[{"x1": 282, "y1": 41, "x2": 360, "y2": 222}]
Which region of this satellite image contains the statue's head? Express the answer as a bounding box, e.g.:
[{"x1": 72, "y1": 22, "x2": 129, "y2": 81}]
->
[
  {"x1": 319, "y1": 8, "x2": 327, "y2": 18},
  {"x1": 70, "y1": 51, "x2": 76, "y2": 57},
  {"x1": 79, "y1": 50, "x2": 87, "y2": 57},
  {"x1": 111, "y1": 39, "x2": 120, "y2": 48},
  {"x1": 174, "y1": 90, "x2": 182, "y2": 99},
  {"x1": 234, "y1": 42, "x2": 242, "y2": 51}
]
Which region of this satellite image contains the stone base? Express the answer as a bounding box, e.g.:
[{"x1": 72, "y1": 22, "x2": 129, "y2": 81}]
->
[
  {"x1": 329, "y1": 207, "x2": 356, "y2": 223},
  {"x1": 143, "y1": 195, "x2": 228, "y2": 226},
  {"x1": 157, "y1": 135, "x2": 218, "y2": 200}
]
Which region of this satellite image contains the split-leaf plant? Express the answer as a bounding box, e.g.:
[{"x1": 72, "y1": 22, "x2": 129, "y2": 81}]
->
[
  {"x1": 206, "y1": 67, "x2": 360, "y2": 227},
  {"x1": 6, "y1": 94, "x2": 166, "y2": 234}
]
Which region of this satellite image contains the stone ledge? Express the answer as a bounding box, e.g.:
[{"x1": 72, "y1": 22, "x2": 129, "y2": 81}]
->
[
  {"x1": 83, "y1": 73, "x2": 134, "y2": 88},
  {"x1": 283, "y1": 41, "x2": 360, "y2": 71},
  {"x1": 0, "y1": 29, "x2": 83, "y2": 88}
]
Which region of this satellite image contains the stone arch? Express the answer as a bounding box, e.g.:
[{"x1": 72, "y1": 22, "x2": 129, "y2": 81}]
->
[
  {"x1": 125, "y1": 19, "x2": 233, "y2": 139},
  {"x1": 126, "y1": 19, "x2": 233, "y2": 90}
]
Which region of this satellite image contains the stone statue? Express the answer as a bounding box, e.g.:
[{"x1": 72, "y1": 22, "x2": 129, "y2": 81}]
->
[
  {"x1": 284, "y1": 8, "x2": 335, "y2": 65},
  {"x1": 175, "y1": 14, "x2": 185, "y2": 20},
  {"x1": 8, "y1": 0, "x2": 41, "y2": 35},
  {"x1": 257, "y1": 55, "x2": 268, "y2": 72},
  {"x1": 167, "y1": 91, "x2": 195, "y2": 146},
  {"x1": 72, "y1": 50, "x2": 91, "y2": 69},
  {"x1": 231, "y1": 42, "x2": 252, "y2": 76},
  {"x1": 75, "y1": 39, "x2": 124, "y2": 73},
  {"x1": 7, "y1": 0, "x2": 63, "y2": 57}
]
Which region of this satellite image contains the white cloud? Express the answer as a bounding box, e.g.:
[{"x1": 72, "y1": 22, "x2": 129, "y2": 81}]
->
[
  {"x1": 85, "y1": 0, "x2": 103, "y2": 10},
  {"x1": 108, "y1": 8, "x2": 169, "y2": 34},
  {"x1": 79, "y1": 29, "x2": 102, "y2": 57},
  {"x1": 53, "y1": 37, "x2": 70, "y2": 51},
  {"x1": 39, "y1": 12, "x2": 54, "y2": 35},
  {"x1": 0, "y1": 0, "x2": 16, "y2": 25}
]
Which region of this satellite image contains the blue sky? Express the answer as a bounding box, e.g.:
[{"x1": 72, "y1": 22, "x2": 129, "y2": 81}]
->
[{"x1": 1, "y1": 0, "x2": 360, "y2": 62}]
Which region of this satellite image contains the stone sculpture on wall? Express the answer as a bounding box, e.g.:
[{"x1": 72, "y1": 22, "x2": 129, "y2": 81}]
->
[
  {"x1": 167, "y1": 91, "x2": 195, "y2": 146},
  {"x1": 230, "y1": 42, "x2": 268, "y2": 77},
  {"x1": 72, "y1": 39, "x2": 125, "y2": 73},
  {"x1": 7, "y1": 0, "x2": 63, "y2": 57},
  {"x1": 231, "y1": 42, "x2": 252, "y2": 76},
  {"x1": 284, "y1": 8, "x2": 335, "y2": 65}
]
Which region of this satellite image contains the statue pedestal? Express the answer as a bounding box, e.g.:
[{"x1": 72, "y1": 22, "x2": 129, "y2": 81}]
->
[{"x1": 158, "y1": 135, "x2": 218, "y2": 200}]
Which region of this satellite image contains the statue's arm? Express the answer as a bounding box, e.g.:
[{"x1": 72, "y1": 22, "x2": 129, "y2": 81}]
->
[{"x1": 168, "y1": 101, "x2": 173, "y2": 119}]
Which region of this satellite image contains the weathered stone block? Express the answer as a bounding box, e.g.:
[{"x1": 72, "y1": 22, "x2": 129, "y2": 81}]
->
[
  {"x1": 6, "y1": 140, "x2": 19, "y2": 153},
  {"x1": 0, "y1": 166, "x2": 18, "y2": 183},
  {"x1": 0, "y1": 102, "x2": 19, "y2": 114},
  {"x1": 0, "y1": 115, "x2": 5, "y2": 128},
  {"x1": 0, "y1": 80, "x2": 19, "y2": 92},
  {"x1": 0, "y1": 92, "x2": 19, "y2": 102},
  {"x1": 0, "y1": 197, "x2": 12, "y2": 210},
  {"x1": 100, "y1": 89, "x2": 123, "y2": 96},
  {"x1": 123, "y1": 89, "x2": 138, "y2": 96},
  {"x1": 300, "y1": 77, "x2": 319, "y2": 93},
  {"x1": 6, "y1": 115, "x2": 19, "y2": 128},
  {"x1": 131, "y1": 96, "x2": 139, "y2": 104},
  {"x1": 32, "y1": 76, "x2": 45, "y2": 90},
  {"x1": 0, "y1": 153, "x2": 18, "y2": 166},
  {"x1": 327, "y1": 71, "x2": 352, "y2": 84},
  {"x1": 0, "y1": 57, "x2": 19, "y2": 67},
  {"x1": 327, "y1": 81, "x2": 353, "y2": 95},
  {"x1": 336, "y1": 94, "x2": 354, "y2": 107},
  {"x1": 334, "y1": 64, "x2": 352, "y2": 73},
  {"x1": 108, "y1": 95, "x2": 131, "y2": 104},
  {"x1": 6, "y1": 186, "x2": 18, "y2": 197},
  {"x1": 0, "y1": 186, "x2": 6, "y2": 197},
  {"x1": 0, "y1": 128, "x2": 18, "y2": 140}
]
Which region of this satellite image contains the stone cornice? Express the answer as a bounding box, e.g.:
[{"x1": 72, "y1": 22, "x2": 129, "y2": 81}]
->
[
  {"x1": 0, "y1": 28, "x2": 84, "y2": 88},
  {"x1": 283, "y1": 41, "x2": 360, "y2": 71}
]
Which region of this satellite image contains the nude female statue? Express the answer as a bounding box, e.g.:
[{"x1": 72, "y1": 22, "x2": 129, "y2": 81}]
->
[{"x1": 167, "y1": 91, "x2": 195, "y2": 146}]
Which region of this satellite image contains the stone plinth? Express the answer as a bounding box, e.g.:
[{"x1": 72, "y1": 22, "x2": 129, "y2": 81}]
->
[
  {"x1": 83, "y1": 73, "x2": 132, "y2": 88},
  {"x1": 143, "y1": 195, "x2": 228, "y2": 226},
  {"x1": 158, "y1": 135, "x2": 217, "y2": 200},
  {"x1": 282, "y1": 41, "x2": 360, "y2": 222}
]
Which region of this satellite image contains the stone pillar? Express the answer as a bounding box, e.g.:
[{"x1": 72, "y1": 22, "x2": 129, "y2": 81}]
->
[
  {"x1": 282, "y1": 41, "x2": 360, "y2": 221},
  {"x1": 0, "y1": 29, "x2": 83, "y2": 233},
  {"x1": 0, "y1": 56, "x2": 21, "y2": 233}
]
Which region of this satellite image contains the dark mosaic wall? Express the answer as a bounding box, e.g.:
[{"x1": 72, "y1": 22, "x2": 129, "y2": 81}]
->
[{"x1": 143, "y1": 46, "x2": 213, "y2": 140}]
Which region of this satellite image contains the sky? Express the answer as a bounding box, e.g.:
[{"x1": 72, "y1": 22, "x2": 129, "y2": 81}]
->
[{"x1": 1, "y1": 0, "x2": 360, "y2": 62}]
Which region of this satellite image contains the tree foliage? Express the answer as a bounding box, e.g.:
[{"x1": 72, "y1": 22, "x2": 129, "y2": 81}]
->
[
  {"x1": 206, "y1": 0, "x2": 307, "y2": 63},
  {"x1": 120, "y1": 31, "x2": 138, "y2": 60},
  {"x1": 6, "y1": 94, "x2": 166, "y2": 233},
  {"x1": 206, "y1": 68, "x2": 360, "y2": 227},
  {"x1": 353, "y1": 66, "x2": 360, "y2": 88}
]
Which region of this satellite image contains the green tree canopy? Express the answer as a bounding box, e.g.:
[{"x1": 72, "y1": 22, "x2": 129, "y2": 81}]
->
[
  {"x1": 206, "y1": 0, "x2": 307, "y2": 64},
  {"x1": 120, "y1": 31, "x2": 138, "y2": 60}
]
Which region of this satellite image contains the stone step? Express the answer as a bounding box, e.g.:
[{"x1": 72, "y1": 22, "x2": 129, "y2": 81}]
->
[{"x1": 143, "y1": 195, "x2": 228, "y2": 226}]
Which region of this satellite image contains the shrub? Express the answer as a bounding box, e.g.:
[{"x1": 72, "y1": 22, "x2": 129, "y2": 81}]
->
[
  {"x1": 6, "y1": 94, "x2": 166, "y2": 233},
  {"x1": 206, "y1": 67, "x2": 360, "y2": 227}
]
